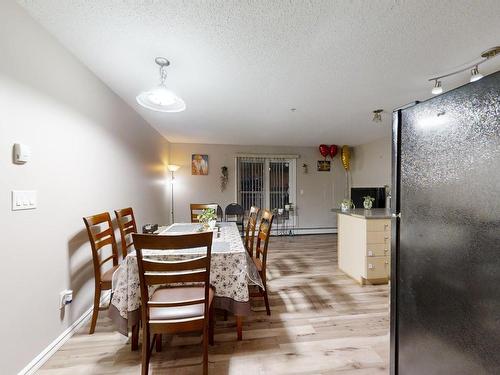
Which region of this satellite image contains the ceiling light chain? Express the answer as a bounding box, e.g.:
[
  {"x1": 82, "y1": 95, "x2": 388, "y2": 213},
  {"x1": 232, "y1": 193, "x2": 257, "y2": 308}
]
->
[
  {"x1": 159, "y1": 65, "x2": 168, "y2": 84},
  {"x1": 428, "y1": 46, "x2": 499, "y2": 95}
]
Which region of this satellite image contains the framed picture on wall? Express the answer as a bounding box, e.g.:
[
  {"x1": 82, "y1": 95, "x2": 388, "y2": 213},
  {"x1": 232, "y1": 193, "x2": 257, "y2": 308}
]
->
[
  {"x1": 317, "y1": 160, "x2": 331, "y2": 172},
  {"x1": 192, "y1": 154, "x2": 209, "y2": 175}
]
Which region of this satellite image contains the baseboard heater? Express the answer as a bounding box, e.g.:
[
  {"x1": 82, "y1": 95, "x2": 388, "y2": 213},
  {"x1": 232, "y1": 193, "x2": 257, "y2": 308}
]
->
[{"x1": 271, "y1": 226, "x2": 337, "y2": 236}]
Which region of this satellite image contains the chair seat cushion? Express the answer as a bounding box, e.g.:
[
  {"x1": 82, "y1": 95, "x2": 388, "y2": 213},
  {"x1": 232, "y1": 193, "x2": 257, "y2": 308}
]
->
[
  {"x1": 101, "y1": 265, "x2": 119, "y2": 283},
  {"x1": 149, "y1": 286, "x2": 214, "y2": 321},
  {"x1": 253, "y1": 256, "x2": 263, "y2": 272}
]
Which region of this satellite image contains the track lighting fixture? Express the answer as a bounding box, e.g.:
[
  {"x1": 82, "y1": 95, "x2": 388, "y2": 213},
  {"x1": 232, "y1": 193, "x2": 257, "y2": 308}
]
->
[
  {"x1": 428, "y1": 46, "x2": 499, "y2": 95},
  {"x1": 469, "y1": 66, "x2": 483, "y2": 82},
  {"x1": 431, "y1": 80, "x2": 443, "y2": 95}
]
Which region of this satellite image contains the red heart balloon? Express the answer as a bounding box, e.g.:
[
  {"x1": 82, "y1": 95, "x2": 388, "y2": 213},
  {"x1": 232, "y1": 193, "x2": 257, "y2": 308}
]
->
[
  {"x1": 319, "y1": 144, "x2": 329, "y2": 158},
  {"x1": 329, "y1": 145, "x2": 338, "y2": 158}
]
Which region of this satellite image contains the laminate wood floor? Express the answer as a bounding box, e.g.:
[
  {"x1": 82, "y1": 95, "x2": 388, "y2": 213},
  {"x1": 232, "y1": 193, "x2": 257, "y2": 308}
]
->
[{"x1": 38, "y1": 234, "x2": 389, "y2": 375}]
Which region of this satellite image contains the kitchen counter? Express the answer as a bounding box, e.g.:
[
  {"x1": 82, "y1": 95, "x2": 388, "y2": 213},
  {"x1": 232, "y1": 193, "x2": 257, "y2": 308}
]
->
[
  {"x1": 336, "y1": 209, "x2": 391, "y2": 285},
  {"x1": 332, "y1": 208, "x2": 392, "y2": 219}
]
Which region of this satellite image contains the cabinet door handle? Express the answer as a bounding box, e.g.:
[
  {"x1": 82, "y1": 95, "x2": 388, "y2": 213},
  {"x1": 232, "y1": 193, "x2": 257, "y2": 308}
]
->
[
  {"x1": 368, "y1": 250, "x2": 373, "y2": 256},
  {"x1": 384, "y1": 248, "x2": 388, "y2": 252},
  {"x1": 368, "y1": 263, "x2": 374, "y2": 269}
]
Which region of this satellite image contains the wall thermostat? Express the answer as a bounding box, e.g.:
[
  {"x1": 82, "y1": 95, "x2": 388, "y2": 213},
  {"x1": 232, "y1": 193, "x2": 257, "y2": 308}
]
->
[{"x1": 13, "y1": 143, "x2": 31, "y2": 164}]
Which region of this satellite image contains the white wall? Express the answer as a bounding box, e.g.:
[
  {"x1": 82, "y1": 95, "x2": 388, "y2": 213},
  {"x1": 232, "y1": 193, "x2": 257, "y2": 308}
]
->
[
  {"x1": 351, "y1": 137, "x2": 392, "y2": 188},
  {"x1": 169, "y1": 143, "x2": 347, "y2": 229},
  {"x1": 0, "y1": 3, "x2": 170, "y2": 374}
]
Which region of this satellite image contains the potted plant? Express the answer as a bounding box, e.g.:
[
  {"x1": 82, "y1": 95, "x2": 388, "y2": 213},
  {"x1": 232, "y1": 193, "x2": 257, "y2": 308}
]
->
[
  {"x1": 363, "y1": 196, "x2": 375, "y2": 209},
  {"x1": 340, "y1": 199, "x2": 355, "y2": 212},
  {"x1": 197, "y1": 208, "x2": 217, "y2": 230}
]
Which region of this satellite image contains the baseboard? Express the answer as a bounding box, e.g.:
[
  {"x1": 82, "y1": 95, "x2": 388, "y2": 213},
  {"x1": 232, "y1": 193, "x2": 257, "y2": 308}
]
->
[
  {"x1": 272, "y1": 227, "x2": 337, "y2": 236},
  {"x1": 18, "y1": 291, "x2": 111, "y2": 375}
]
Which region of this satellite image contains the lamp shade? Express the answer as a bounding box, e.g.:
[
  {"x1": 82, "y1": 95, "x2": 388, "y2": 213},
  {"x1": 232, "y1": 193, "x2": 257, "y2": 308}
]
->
[
  {"x1": 137, "y1": 85, "x2": 186, "y2": 112},
  {"x1": 167, "y1": 164, "x2": 180, "y2": 172}
]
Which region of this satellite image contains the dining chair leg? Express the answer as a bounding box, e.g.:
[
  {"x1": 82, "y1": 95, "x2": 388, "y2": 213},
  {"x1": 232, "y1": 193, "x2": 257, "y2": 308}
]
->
[
  {"x1": 236, "y1": 316, "x2": 243, "y2": 341},
  {"x1": 89, "y1": 286, "x2": 101, "y2": 334},
  {"x1": 131, "y1": 322, "x2": 139, "y2": 351},
  {"x1": 263, "y1": 287, "x2": 271, "y2": 316},
  {"x1": 141, "y1": 326, "x2": 151, "y2": 375},
  {"x1": 209, "y1": 304, "x2": 215, "y2": 346},
  {"x1": 203, "y1": 324, "x2": 209, "y2": 375},
  {"x1": 155, "y1": 334, "x2": 162, "y2": 352}
]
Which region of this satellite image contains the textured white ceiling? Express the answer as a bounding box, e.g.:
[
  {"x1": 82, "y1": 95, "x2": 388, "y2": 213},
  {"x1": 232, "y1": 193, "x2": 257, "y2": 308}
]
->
[{"x1": 18, "y1": 0, "x2": 500, "y2": 146}]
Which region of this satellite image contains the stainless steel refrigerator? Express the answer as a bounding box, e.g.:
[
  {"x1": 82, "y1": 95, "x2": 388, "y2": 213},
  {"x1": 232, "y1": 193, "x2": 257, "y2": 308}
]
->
[{"x1": 391, "y1": 70, "x2": 500, "y2": 374}]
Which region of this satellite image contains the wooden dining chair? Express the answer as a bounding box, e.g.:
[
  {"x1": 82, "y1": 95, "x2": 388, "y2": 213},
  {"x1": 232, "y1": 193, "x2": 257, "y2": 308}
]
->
[
  {"x1": 132, "y1": 231, "x2": 215, "y2": 375},
  {"x1": 114, "y1": 207, "x2": 137, "y2": 259},
  {"x1": 83, "y1": 212, "x2": 120, "y2": 334},
  {"x1": 250, "y1": 209, "x2": 274, "y2": 316},
  {"x1": 244, "y1": 206, "x2": 260, "y2": 257},
  {"x1": 190, "y1": 203, "x2": 218, "y2": 223}
]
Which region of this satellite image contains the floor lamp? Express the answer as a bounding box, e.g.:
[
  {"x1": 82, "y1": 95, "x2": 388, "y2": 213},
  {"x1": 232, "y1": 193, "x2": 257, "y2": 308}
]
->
[{"x1": 167, "y1": 164, "x2": 180, "y2": 224}]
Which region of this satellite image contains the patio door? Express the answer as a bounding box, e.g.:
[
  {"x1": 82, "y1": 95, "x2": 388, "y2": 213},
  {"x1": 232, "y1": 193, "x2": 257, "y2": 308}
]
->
[{"x1": 236, "y1": 157, "x2": 296, "y2": 217}]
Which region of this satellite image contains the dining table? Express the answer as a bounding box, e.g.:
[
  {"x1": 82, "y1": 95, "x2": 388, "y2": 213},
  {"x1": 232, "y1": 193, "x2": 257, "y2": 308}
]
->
[{"x1": 108, "y1": 221, "x2": 263, "y2": 348}]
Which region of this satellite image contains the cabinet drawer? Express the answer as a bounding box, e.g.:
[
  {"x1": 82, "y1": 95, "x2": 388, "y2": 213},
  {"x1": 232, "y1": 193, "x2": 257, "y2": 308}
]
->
[
  {"x1": 367, "y1": 231, "x2": 390, "y2": 244},
  {"x1": 366, "y1": 243, "x2": 389, "y2": 257},
  {"x1": 366, "y1": 220, "x2": 390, "y2": 232},
  {"x1": 366, "y1": 256, "x2": 389, "y2": 279}
]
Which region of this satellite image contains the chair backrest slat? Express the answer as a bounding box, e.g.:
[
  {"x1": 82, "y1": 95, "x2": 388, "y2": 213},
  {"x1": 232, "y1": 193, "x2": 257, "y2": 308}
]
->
[
  {"x1": 142, "y1": 256, "x2": 208, "y2": 272},
  {"x1": 95, "y1": 236, "x2": 114, "y2": 250},
  {"x1": 244, "y1": 206, "x2": 260, "y2": 256},
  {"x1": 190, "y1": 204, "x2": 218, "y2": 223},
  {"x1": 83, "y1": 212, "x2": 119, "y2": 282},
  {"x1": 133, "y1": 231, "x2": 213, "y2": 323},
  {"x1": 114, "y1": 207, "x2": 138, "y2": 259},
  {"x1": 148, "y1": 298, "x2": 205, "y2": 308},
  {"x1": 254, "y1": 209, "x2": 274, "y2": 271},
  {"x1": 144, "y1": 270, "x2": 207, "y2": 285},
  {"x1": 94, "y1": 227, "x2": 113, "y2": 240}
]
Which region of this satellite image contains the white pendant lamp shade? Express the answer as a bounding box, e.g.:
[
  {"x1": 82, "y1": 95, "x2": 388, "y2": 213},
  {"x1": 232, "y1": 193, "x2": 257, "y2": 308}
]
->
[{"x1": 136, "y1": 57, "x2": 185, "y2": 112}]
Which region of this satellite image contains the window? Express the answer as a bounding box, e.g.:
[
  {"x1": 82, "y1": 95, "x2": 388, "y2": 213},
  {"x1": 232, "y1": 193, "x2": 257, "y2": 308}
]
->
[{"x1": 236, "y1": 156, "x2": 296, "y2": 218}]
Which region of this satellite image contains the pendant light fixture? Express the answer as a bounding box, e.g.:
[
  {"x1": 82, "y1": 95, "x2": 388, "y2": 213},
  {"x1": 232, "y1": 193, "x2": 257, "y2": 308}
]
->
[
  {"x1": 428, "y1": 46, "x2": 499, "y2": 95},
  {"x1": 136, "y1": 57, "x2": 185, "y2": 112},
  {"x1": 469, "y1": 66, "x2": 483, "y2": 82}
]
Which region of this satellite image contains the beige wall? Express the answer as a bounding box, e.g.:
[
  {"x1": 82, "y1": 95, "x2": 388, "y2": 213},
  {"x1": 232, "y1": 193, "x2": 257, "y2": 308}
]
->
[
  {"x1": 169, "y1": 143, "x2": 347, "y2": 229},
  {"x1": 351, "y1": 137, "x2": 392, "y2": 188},
  {"x1": 0, "y1": 3, "x2": 169, "y2": 373}
]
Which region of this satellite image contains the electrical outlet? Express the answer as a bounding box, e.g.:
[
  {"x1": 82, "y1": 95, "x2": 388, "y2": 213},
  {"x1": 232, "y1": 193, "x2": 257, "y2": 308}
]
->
[{"x1": 59, "y1": 290, "x2": 73, "y2": 308}]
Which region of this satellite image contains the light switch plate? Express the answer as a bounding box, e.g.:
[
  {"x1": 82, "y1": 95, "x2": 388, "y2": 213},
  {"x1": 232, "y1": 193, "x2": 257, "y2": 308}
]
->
[{"x1": 12, "y1": 190, "x2": 37, "y2": 211}]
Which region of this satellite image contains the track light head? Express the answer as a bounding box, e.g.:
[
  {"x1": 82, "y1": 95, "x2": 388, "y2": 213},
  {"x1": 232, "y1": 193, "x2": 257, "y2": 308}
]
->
[
  {"x1": 431, "y1": 80, "x2": 443, "y2": 95},
  {"x1": 470, "y1": 66, "x2": 483, "y2": 82}
]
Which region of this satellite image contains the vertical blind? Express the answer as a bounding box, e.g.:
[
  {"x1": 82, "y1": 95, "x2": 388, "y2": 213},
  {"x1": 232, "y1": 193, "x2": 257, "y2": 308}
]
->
[
  {"x1": 237, "y1": 157, "x2": 290, "y2": 216},
  {"x1": 237, "y1": 157, "x2": 265, "y2": 213}
]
